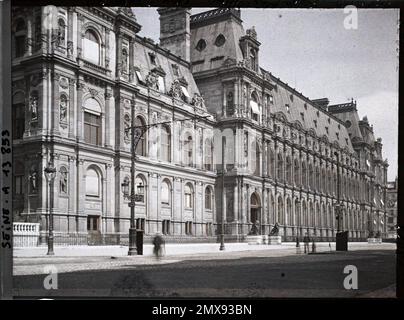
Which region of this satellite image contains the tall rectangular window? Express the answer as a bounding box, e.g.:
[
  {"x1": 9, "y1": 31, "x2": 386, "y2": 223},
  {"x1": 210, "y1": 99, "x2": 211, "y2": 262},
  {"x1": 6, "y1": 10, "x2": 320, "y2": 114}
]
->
[
  {"x1": 84, "y1": 112, "x2": 101, "y2": 145},
  {"x1": 12, "y1": 104, "x2": 25, "y2": 139},
  {"x1": 161, "y1": 126, "x2": 171, "y2": 162},
  {"x1": 87, "y1": 216, "x2": 99, "y2": 231}
]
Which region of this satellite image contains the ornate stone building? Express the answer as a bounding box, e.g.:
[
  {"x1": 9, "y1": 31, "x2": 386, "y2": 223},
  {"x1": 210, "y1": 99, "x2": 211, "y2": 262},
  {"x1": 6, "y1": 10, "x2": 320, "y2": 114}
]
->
[
  {"x1": 11, "y1": 6, "x2": 389, "y2": 244},
  {"x1": 386, "y1": 179, "x2": 397, "y2": 239}
]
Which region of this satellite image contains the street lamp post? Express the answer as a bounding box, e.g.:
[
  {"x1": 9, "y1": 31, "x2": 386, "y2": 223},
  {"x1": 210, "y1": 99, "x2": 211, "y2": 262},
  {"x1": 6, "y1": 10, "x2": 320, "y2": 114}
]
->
[
  {"x1": 128, "y1": 99, "x2": 138, "y2": 256},
  {"x1": 220, "y1": 136, "x2": 226, "y2": 251},
  {"x1": 44, "y1": 159, "x2": 56, "y2": 256},
  {"x1": 122, "y1": 98, "x2": 211, "y2": 256},
  {"x1": 334, "y1": 151, "x2": 347, "y2": 251}
]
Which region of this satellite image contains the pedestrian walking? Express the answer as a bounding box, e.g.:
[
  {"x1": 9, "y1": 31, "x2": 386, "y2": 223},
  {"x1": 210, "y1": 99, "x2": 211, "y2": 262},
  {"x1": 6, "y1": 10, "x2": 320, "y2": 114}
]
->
[
  {"x1": 303, "y1": 232, "x2": 310, "y2": 254},
  {"x1": 153, "y1": 233, "x2": 165, "y2": 259}
]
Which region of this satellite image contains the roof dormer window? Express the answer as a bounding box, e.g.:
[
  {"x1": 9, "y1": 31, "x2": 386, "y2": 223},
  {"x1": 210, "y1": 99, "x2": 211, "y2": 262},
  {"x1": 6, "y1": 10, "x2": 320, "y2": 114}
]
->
[
  {"x1": 215, "y1": 34, "x2": 226, "y2": 47},
  {"x1": 196, "y1": 39, "x2": 206, "y2": 52},
  {"x1": 149, "y1": 52, "x2": 157, "y2": 65}
]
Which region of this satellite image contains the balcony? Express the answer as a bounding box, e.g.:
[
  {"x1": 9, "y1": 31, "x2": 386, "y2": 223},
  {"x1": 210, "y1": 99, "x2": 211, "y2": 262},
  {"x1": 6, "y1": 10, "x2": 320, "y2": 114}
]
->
[{"x1": 79, "y1": 58, "x2": 110, "y2": 76}]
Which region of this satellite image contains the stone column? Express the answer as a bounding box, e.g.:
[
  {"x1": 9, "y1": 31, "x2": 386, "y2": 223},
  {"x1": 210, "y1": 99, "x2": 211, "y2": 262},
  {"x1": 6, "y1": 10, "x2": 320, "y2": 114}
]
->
[
  {"x1": 105, "y1": 29, "x2": 110, "y2": 69},
  {"x1": 104, "y1": 88, "x2": 112, "y2": 148},
  {"x1": 68, "y1": 78, "x2": 75, "y2": 138},
  {"x1": 51, "y1": 72, "x2": 60, "y2": 135},
  {"x1": 76, "y1": 159, "x2": 86, "y2": 233},
  {"x1": 102, "y1": 168, "x2": 108, "y2": 234},
  {"x1": 76, "y1": 12, "x2": 83, "y2": 59},
  {"x1": 76, "y1": 81, "x2": 84, "y2": 141},
  {"x1": 246, "y1": 184, "x2": 250, "y2": 234},
  {"x1": 129, "y1": 37, "x2": 134, "y2": 82},
  {"x1": 26, "y1": 15, "x2": 33, "y2": 55},
  {"x1": 67, "y1": 8, "x2": 74, "y2": 59},
  {"x1": 68, "y1": 155, "x2": 76, "y2": 233}
]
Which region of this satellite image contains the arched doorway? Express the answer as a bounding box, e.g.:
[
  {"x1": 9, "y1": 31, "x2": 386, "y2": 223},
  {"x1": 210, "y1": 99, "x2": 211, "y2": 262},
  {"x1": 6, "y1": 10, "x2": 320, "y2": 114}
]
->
[{"x1": 250, "y1": 192, "x2": 261, "y2": 225}]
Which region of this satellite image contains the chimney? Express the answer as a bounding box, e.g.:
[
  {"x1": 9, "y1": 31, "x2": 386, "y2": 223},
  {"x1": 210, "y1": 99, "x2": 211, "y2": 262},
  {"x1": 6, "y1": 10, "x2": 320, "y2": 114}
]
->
[
  {"x1": 312, "y1": 98, "x2": 330, "y2": 110},
  {"x1": 157, "y1": 8, "x2": 191, "y2": 62}
]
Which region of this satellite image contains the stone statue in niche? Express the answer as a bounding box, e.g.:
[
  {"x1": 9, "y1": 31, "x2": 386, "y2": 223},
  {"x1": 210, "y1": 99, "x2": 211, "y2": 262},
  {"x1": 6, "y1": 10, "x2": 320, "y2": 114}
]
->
[
  {"x1": 29, "y1": 168, "x2": 38, "y2": 193},
  {"x1": 30, "y1": 94, "x2": 38, "y2": 120},
  {"x1": 124, "y1": 114, "x2": 131, "y2": 140},
  {"x1": 243, "y1": 85, "x2": 247, "y2": 109},
  {"x1": 60, "y1": 96, "x2": 68, "y2": 122},
  {"x1": 60, "y1": 169, "x2": 68, "y2": 194},
  {"x1": 121, "y1": 49, "x2": 128, "y2": 73},
  {"x1": 67, "y1": 41, "x2": 73, "y2": 56}
]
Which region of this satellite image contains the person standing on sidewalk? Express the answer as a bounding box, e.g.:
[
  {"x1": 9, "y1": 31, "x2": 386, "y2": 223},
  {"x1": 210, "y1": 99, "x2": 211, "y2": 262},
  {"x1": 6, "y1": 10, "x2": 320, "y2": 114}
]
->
[
  {"x1": 303, "y1": 232, "x2": 310, "y2": 254},
  {"x1": 153, "y1": 233, "x2": 164, "y2": 259}
]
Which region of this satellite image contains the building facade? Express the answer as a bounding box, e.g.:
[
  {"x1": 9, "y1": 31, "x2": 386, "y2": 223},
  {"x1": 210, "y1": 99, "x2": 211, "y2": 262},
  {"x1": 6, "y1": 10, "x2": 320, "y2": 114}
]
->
[
  {"x1": 11, "y1": 6, "x2": 389, "y2": 244},
  {"x1": 386, "y1": 179, "x2": 398, "y2": 239}
]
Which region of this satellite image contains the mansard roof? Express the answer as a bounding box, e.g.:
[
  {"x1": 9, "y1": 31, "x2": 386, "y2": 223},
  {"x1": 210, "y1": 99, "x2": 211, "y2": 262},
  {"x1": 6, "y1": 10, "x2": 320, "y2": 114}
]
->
[
  {"x1": 133, "y1": 36, "x2": 205, "y2": 110},
  {"x1": 269, "y1": 78, "x2": 354, "y2": 152}
]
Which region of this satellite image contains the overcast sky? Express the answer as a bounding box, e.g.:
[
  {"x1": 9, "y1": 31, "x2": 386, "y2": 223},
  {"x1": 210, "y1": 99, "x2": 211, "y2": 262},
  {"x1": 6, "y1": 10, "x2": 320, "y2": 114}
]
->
[{"x1": 133, "y1": 8, "x2": 399, "y2": 181}]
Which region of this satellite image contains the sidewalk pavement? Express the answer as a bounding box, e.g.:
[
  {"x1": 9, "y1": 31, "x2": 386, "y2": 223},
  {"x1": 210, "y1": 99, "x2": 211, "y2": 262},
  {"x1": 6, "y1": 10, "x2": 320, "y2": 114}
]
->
[
  {"x1": 13, "y1": 242, "x2": 395, "y2": 276},
  {"x1": 14, "y1": 241, "x2": 395, "y2": 258}
]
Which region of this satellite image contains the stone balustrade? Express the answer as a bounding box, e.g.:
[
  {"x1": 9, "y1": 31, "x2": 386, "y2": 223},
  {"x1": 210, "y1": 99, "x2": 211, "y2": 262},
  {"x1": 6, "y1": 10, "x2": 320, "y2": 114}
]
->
[{"x1": 13, "y1": 222, "x2": 40, "y2": 247}]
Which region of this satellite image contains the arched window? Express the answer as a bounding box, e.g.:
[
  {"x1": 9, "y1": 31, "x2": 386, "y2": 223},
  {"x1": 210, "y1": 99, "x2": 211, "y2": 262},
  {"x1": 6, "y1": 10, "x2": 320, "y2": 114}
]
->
[
  {"x1": 334, "y1": 172, "x2": 338, "y2": 196},
  {"x1": 270, "y1": 194, "x2": 275, "y2": 224},
  {"x1": 320, "y1": 203, "x2": 325, "y2": 228},
  {"x1": 84, "y1": 98, "x2": 102, "y2": 146},
  {"x1": 309, "y1": 201, "x2": 314, "y2": 227},
  {"x1": 205, "y1": 186, "x2": 213, "y2": 210},
  {"x1": 12, "y1": 92, "x2": 25, "y2": 140},
  {"x1": 14, "y1": 18, "x2": 26, "y2": 58},
  {"x1": 161, "y1": 179, "x2": 171, "y2": 205},
  {"x1": 135, "y1": 117, "x2": 146, "y2": 156},
  {"x1": 315, "y1": 166, "x2": 320, "y2": 191},
  {"x1": 321, "y1": 168, "x2": 326, "y2": 193},
  {"x1": 185, "y1": 183, "x2": 193, "y2": 208},
  {"x1": 309, "y1": 163, "x2": 314, "y2": 189},
  {"x1": 268, "y1": 148, "x2": 275, "y2": 177},
  {"x1": 57, "y1": 18, "x2": 66, "y2": 46},
  {"x1": 286, "y1": 198, "x2": 292, "y2": 225},
  {"x1": 277, "y1": 153, "x2": 283, "y2": 182},
  {"x1": 84, "y1": 29, "x2": 100, "y2": 64},
  {"x1": 204, "y1": 138, "x2": 213, "y2": 171},
  {"x1": 328, "y1": 170, "x2": 332, "y2": 194},
  {"x1": 328, "y1": 205, "x2": 333, "y2": 229},
  {"x1": 295, "y1": 199, "x2": 301, "y2": 226},
  {"x1": 302, "y1": 201, "x2": 308, "y2": 226},
  {"x1": 294, "y1": 159, "x2": 300, "y2": 186},
  {"x1": 161, "y1": 125, "x2": 171, "y2": 162},
  {"x1": 184, "y1": 134, "x2": 193, "y2": 166},
  {"x1": 251, "y1": 141, "x2": 260, "y2": 176},
  {"x1": 86, "y1": 168, "x2": 100, "y2": 197},
  {"x1": 302, "y1": 161, "x2": 307, "y2": 187},
  {"x1": 285, "y1": 156, "x2": 292, "y2": 185},
  {"x1": 59, "y1": 166, "x2": 68, "y2": 194},
  {"x1": 277, "y1": 196, "x2": 284, "y2": 225},
  {"x1": 13, "y1": 161, "x2": 25, "y2": 196}
]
